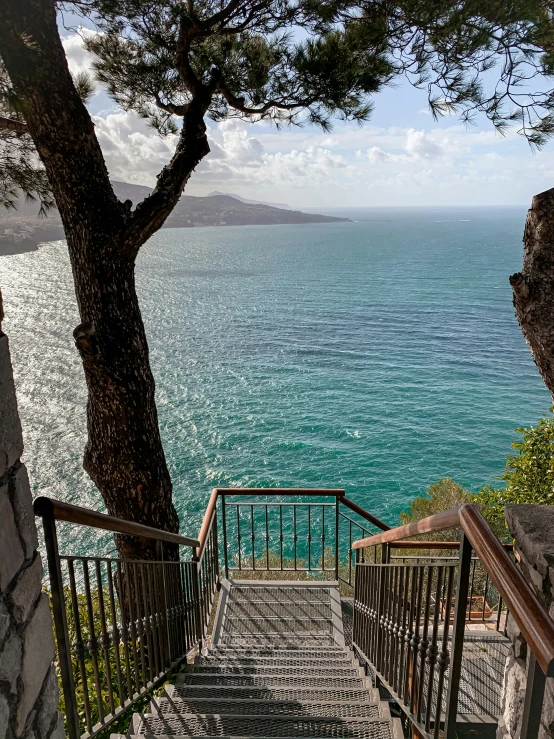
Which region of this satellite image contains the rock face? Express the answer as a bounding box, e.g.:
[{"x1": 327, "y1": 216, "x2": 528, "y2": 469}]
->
[
  {"x1": 497, "y1": 505, "x2": 554, "y2": 739},
  {"x1": 0, "y1": 289, "x2": 62, "y2": 739}
]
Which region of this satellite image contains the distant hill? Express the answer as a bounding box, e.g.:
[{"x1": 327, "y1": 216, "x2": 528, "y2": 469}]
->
[
  {"x1": 207, "y1": 191, "x2": 291, "y2": 210},
  {"x1": 0, "y1": 180, "x2": 350, "y2": 255}
]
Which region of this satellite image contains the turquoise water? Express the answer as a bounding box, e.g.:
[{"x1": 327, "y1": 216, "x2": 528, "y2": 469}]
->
[{"x1": 1, "y1": 206, "x2": 550, "y2": 539}]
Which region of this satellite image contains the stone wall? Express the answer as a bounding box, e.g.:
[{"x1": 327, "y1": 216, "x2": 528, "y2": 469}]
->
[
  {"x1": 0, "y1": 289, "x2": 63, "y2": 739},
  {"x1": 497, "y1": 504, "x2": 554, "y2": 739}
]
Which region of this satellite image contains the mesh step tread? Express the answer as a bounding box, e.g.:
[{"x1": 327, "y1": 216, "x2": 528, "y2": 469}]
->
[
  {"x1": 200, "y1": 657, "x2": 353, "y2": 668},
  {"x1": 136, "y1": 713, "x2": 392, "y2": 738},
  {"x1": 226, "y1": 603, "x2": 332, "y2": 619},
  {"x1": 189, "y1": 665, "x2": 360, "y2": 676},
  {"x1": 229, "y1": 588, "x2": 332, "y2": 603},
  {"x1": 210, "y1": 646, "x2": 345, "y2": 654},
  {"x1": 169, "y1": 685, "x2": 376, "y2": 703},
  {"x1": 153, "y1": 697, "x2": 383, "y2": 718},
  {"x1": 176, "y1": 674, "x2": 367, "y2": 688},
  {"x1": 222, "y1": 619, "x2": 332, "y2": 635},
  {"x1": 218, "y1": 636, "x2": 338, "y2": 646}
]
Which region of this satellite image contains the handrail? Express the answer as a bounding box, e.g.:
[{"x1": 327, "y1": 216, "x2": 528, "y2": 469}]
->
[
  {"x1": 392, "y1": 540, "x2": 514, "y2": 550},
  {"x1": 352, "y1": 506, "x2": 461, "y2": 548},
  {"x1": 214, "y1": 487, "x2": 345, "y2": 496},
  {"x1": 197, "y1": 488, "x2": 219, "y2": 558},
  {"x1": 33, "y1": 496, "x2": 200, "y2": 549},
  {"x1": 353, "y1": 503, "x2": 554, "y2": 677},
  {"x1": 340, "y1": 496, "x2": 390, "y2": 531}
]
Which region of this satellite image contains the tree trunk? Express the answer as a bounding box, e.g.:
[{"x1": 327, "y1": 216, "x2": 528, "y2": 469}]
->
[
  {"x1": 73, "y1": 252, "x2": 179, "y2": 561},
  {"x1": 0, "y1": 0, "x2": 198, "y2": 560},
  {"x1": 510, "y1": 188, "x2": 554, "y2": 405}
]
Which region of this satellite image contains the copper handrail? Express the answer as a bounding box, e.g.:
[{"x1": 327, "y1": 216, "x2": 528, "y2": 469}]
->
[
  {"x1": 196, "y1": 487, "x2": 219, "y2": 558},
  {"x1": 34, "y1": 496, "x2": 200, "y2": 548},
  {"x1": 214, "y1": 487, "x2": 345, "y2": 496},
  {"x1": 352, "y1": 503, "x2": 554, "y2": 677}
]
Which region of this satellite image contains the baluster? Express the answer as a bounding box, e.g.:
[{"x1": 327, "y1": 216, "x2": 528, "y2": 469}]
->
[
  {"x1": 307, "y1": 505, "x2": 312, "y2": 570},
  {"x1": 293, "y1": 506, "x2": 297, "y2": 570},
  {"x1": 106, "y1": 561, "x2": 126, "y2": 705},
  {"x1": 139, "y1": 564, "x2": 154, "y2": 684},
  {"x1": 407, "y1": 567, "x2": 424, "y2": 714},
  {"x1": 279, "y1": 506, "x2": 284, "y2": 571},
  {"x1": 145, "y1": 563, "x2": 161, "y2": 677},
  {"x1": 221, "y1": 493, "x2": 229, "y2": 579},
  {"x1": 131, "y1": 563, "x2": 147, "y2": 685},
  {"x1": 116, "y1": 561, "x2": 137, "y2": 696},
  {"x1": 434, "y1": 566, "x2": 455, "y2": 739},
  {"x1": 82, "y1": 559, "x2": 105, "y2": 724},
  {"x1": 236, "y1": 506, "x2": 242, "y2": 571},
  {"x1": 251, "y1": 504, "x2": 255, "y2": 570},
  {"x1": 416, "y1": 566, "x2": 433, "y2": 726},
  {"x1": 321, "y1": 504, "x2": 325, "y2": 572},
  {"x1": 482, "y1": 573, "x2": 489, "y2": 620},
  {"x1": 94, "y1": 560, "x2": 115, "y2": 716},
  {"x1": 424, "y1": 565, "x2": 443, "y2": 734},
  {"x1": 396, "y1": 565, "x2": 411, "y2": 696},
  {"x1": 68, "y1": 560, "x2": 93, "y2": 733},
  {"x1": 390, "y1": 566, "x2": 401, "y2": 687},
  {"x1": 265, "y1": 504, "x2": 269, "y2": 570}
]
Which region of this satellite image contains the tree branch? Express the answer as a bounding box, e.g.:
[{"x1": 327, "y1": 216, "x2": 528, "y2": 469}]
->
[
  {"x1": 124, "y1": 95, "x2": 211, "y2": 254},
  {"x1": 0, "y1": 115, "x2": 29, "y2": 134},
  {"x1": 217, "y1": 75, "x2": 311, "y2": 115}
]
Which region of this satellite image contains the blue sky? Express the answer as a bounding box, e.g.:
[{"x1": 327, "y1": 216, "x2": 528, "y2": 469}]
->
[{"x1": 60, "y1": 24, "x2": 554, "y2": 209}]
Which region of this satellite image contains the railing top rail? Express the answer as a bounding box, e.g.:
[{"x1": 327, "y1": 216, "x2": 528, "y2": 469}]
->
[
  {"x1": 391, "y1": 539, "x2": 514, "y2": 550},
  {"x1": 215, "y1": 487, "x2": 345, "y2": 496},
  {"x1": 353, "y1": 503, "x2": 554, "y2": 677},
  {"x1": 33, "y1": 496, "x2": 200, "y2": 549},
  {"x1": 197, "y1": 488, "x2": 219, "y2": 558},
  {"x1": 340, "y1": 496, "x2": 390, "y2": 531}
]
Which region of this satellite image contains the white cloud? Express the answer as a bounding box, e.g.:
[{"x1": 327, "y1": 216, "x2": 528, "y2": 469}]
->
[
  {"x1": 405, "y1": 129, "x2": 443, "y2": 159},
  {"x1": 62, "y1": 27, "x2": 99, "y2": 77}
]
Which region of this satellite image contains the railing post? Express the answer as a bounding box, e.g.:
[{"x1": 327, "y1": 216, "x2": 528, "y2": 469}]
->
[
  {"x1": 40, "y1": 510, "x2": 81, "y2": 739},
  {"x1": 335, "y1": 495, "x2": 340, "y2": 581},
  {"x1": 444, "y1": 532, "x2": 472, "y2": 739},
  {"x1": 520, "y1": 651, "x2": 546, "y2": 739},
  {"x1": 221, "y1": 494, "x2": 229, "y2": 579}
]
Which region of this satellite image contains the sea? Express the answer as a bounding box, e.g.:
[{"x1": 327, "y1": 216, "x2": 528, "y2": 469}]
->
[{"x1": 1, "y1": 206, "x2": 550, "y2": 543}]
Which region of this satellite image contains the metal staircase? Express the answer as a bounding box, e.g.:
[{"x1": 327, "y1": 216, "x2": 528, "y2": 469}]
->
[{"x1": 124, "y1": 581, "x2": 403, "y2": 739}]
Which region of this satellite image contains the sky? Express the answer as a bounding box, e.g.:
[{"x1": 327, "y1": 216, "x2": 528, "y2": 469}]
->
[{"x1": 60, "y1": 23, "x2": 554, "y2": 209}]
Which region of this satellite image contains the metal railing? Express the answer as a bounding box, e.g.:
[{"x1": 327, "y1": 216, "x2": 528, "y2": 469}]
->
[
  {"x1": 352, "y1": 504, "x2": 554, "y2": 739},
  {"x1": 34, "y1": 497, "x2": 203, "y2": 739},
  {"x1": 215, "y1": 488, "x2": 389, "y2": 585}
]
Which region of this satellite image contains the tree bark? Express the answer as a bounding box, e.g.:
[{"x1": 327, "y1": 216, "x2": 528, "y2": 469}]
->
[
  {"x1": 510, "y1": 188, "x2": 554, "y2": 405},
  {"x1": 0, "y1": 0, "x2": 209, "y2": 560}
]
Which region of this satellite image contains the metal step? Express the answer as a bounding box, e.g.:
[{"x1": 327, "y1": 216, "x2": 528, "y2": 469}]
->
[
  {"x1": 226, "y1": 601, "x2": 332, "y2": 619},
  {"x1": 222, "y1": 617, "x2": 333, "y2": 634},
  {"x1": 188, "y1": 664, "x2": 364, "y2": 677},
  {"x1": 168, "y1": 684, "x2": 379, "y2": 703},
  {"x1": 176, "y1": 673, "x2": 370, "y2": 688},
  {"x1": 217, "y1": 635, "x2": 339, "y2": 646},
  {"x1": 199, "y1": 656, "x2": 355, "y2": 668},
  {"x1": 151, "y1": 696, "x2": 388, "y2": 719},
  {"x1": 132, "y1": 712, "x2": 395, "y2": 738},
  {"x1": 208, "y1": 645, "x2": 347, "y2": 655},
  {"x1": 228, "y1": 587, "x2": 332, "y2": 604}
]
